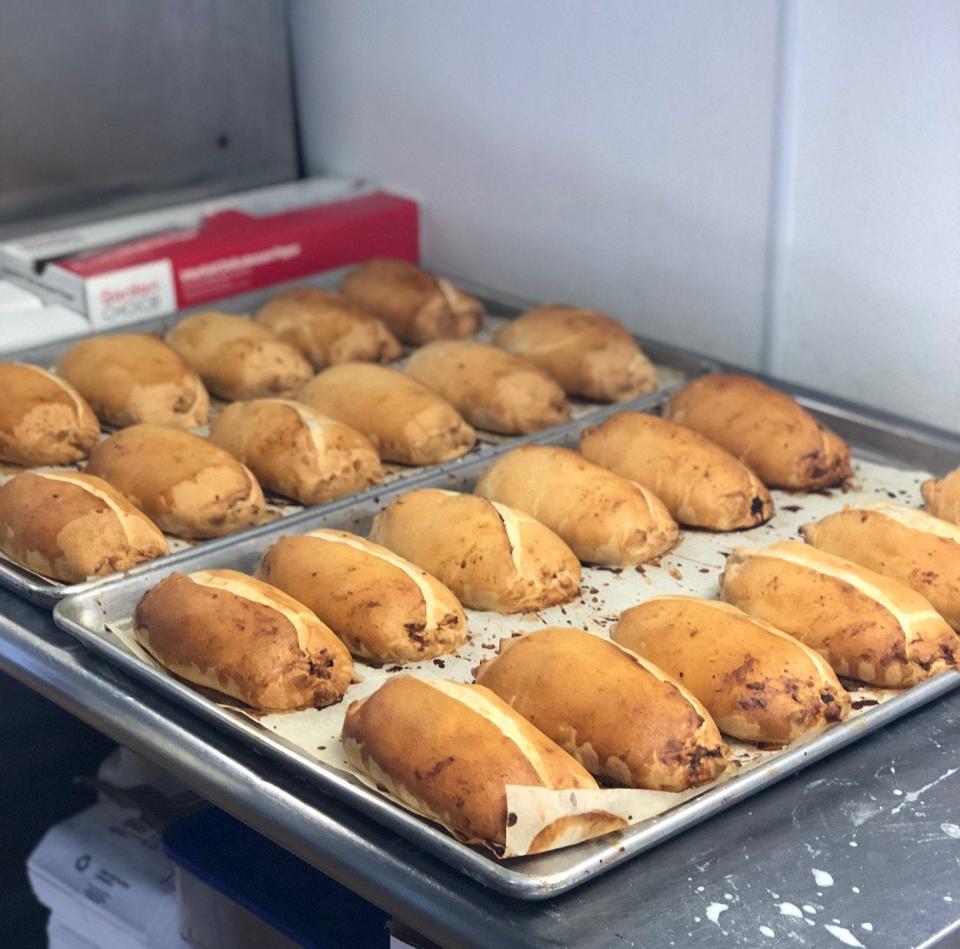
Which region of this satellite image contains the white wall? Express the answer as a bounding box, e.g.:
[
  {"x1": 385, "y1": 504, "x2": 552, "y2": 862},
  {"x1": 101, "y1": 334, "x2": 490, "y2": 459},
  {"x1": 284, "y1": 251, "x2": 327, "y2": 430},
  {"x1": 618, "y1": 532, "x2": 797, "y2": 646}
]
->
[
  {"x1": 769, "y1": 0, "x2": 960, "y2": 429},
  {"x1": 291, "y1": 1, "x2": 959, "y2": 429}
]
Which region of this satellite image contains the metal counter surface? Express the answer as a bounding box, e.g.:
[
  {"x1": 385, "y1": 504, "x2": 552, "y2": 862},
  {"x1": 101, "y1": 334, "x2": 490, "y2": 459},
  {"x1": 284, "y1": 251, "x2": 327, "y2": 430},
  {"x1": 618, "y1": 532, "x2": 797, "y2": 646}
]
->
[{"x1": 2, "y1": 588, "x2": 958, "y2": 948}]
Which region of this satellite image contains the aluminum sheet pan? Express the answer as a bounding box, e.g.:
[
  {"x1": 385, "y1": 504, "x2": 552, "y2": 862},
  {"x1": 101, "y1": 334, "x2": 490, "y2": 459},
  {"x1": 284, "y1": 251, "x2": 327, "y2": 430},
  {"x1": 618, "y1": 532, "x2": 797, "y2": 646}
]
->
[
  {"x1": 54, "y1": 399, "x2": 960, "y2": 898},
  {"x1": 0, "y1": 270, "x2": 714, "y2": 605}
]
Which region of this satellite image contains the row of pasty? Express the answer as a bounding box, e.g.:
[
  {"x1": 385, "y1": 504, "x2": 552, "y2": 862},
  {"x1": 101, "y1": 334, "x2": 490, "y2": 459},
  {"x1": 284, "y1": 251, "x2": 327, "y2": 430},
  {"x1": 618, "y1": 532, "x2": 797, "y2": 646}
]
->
[
  {"x1": 3, "y1": 363, "x2": 959, "y2": 588},
  {"x1": 0, "y1": 260, "x2": 658, "y2": 468},
  {"x1": 248, "y1": 259, "x2": 658, "y2": 403},
  {"x1": 136, "y1": 479, "x2": 959, "y2": 694}
]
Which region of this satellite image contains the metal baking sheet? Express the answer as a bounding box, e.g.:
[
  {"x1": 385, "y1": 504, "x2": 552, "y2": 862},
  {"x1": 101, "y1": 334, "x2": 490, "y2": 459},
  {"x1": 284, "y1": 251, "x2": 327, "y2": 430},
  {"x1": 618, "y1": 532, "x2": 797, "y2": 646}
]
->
[
  {"x1": 53, "y1": 398, "x2": 960, "y2": 898},
  {"x1": 0, "y1": 270, "x2": 715, "y2": 605}
]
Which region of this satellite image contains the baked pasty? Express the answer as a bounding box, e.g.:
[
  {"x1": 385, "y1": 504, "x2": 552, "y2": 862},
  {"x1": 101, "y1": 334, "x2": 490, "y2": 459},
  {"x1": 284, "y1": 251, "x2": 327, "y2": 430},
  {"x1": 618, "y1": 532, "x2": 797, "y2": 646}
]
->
[
  {"x1": 475, "y1": 445, "x2": 678, "y2": 565},
  {"x1": 209, "y1": 399, "x2": 382, "y2": 506},
  {"x1": 342, "y1": 676, "x2": 607, "y2": 849},
  {"x1": 721, "y1": 540, "x2": 957, "y2": 686},
  {"x1": 57, "y1": 334, "x2": 209, "y2": 429},
  {"x1": 665, "y1": 373, "x2": 852, "y2": 490},
  {"x1": 368, "y1": 488, "x2": 581, "y2": 612},
  {"x1": 405, "y1": 340, "x2": 570, "y2": 435},
  {"x1": 340, "y1": 259, "x2": 484, "y2": 344},
  {"x1": 476, "y1": 627, "x2": 728, "y2": 790},
  {"x1": 494, "y1": 305, "x2": 657, "y2": 402},
  {"x1": 801, "y1": 502, "x2": 960, "y2": 630},
  {"x1": 0, "y1": 362, "x2": 100, "y2": 465},
  {"x1": 298, "y1": 363, "x2": 475, "y2": 465},
  {"x1": 257, "y1": 530, "x2": 468, "y2": 663},
  {"x1": 580, "y1": 411, "x2": 773, "y2": 530},
  {"x1": 167, "y1": 311, "x2": 312, "y2": 400},
  {"x1": 254, "y1": 286, "x2": 401, "y2": 369},
  {"x1": 614, "y1": 597, "x2": 850, "y2": 744},
  {"x1": 135, "y1": 569, "x2": 353, "y2": 710},
  {"x1": 86, "y1": 424, "x2": 265, "y2": 539},
  {"x1": 0, "y1": 470, "x2": 166, "y2": 582}
]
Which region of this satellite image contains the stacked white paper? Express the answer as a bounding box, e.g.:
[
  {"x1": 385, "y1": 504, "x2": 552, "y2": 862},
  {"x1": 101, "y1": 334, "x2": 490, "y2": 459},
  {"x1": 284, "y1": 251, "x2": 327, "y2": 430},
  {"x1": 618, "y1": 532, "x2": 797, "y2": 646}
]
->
[{"x1": 27, "y1": 798, "x2": 187, "y2": 949}]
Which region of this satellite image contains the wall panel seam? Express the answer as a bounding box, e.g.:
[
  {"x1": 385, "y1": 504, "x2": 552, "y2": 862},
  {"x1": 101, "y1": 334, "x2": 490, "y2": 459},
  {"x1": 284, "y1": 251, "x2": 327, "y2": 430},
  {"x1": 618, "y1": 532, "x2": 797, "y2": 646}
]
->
[{"x1": 760, "y1": 0, "x2": 800, "y2": 376}]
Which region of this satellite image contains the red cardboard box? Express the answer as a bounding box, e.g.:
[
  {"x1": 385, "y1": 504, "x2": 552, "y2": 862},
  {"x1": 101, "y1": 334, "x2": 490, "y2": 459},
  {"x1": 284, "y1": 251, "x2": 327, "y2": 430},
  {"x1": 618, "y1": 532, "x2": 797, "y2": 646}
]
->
[{"x1": 0, "y1": 179, "x2": 419, "y2": 327}]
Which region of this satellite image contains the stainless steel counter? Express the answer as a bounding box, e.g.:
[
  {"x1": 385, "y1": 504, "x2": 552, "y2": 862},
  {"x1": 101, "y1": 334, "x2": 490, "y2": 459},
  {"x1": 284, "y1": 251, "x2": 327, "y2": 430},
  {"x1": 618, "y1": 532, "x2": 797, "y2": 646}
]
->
[{"x1": 3, "y1": 587, "x2": 959, "y2": 947}]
